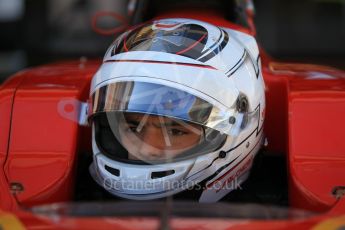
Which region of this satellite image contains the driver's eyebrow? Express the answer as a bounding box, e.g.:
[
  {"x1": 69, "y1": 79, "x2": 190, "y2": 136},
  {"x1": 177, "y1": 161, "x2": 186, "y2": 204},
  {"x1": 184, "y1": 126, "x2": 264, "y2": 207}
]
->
[
  {"x1": 128, "y1": 119, "x2": 181, "y2": 128},
  {"x1": 127, "y1": 120, "x2": 140, "y2": 126},
  {"x1": 152, "y1": 120, "x2": 181, "y2": 128},
  {"x1": 126, "y1": 116, "x2": 186, "y2": 129},
  {"x1": 126, "y1": 115, "x2": 181, "y2": 127}
]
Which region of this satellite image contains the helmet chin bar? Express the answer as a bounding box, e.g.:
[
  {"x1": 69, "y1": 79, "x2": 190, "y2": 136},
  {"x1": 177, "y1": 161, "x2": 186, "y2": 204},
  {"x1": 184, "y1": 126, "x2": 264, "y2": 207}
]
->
[
  {"x1": 89, "y1": 103, "x2": 262, "y2": 203},
  {"x1": 90, "y1": 126, "x2": 262, "y2": 202},
  {"x1": 89, "y1": 162, "x2": 194, "y2": 200},
  {"x1": 91, "y1": 148, "x2": 196, "y2": 194}
]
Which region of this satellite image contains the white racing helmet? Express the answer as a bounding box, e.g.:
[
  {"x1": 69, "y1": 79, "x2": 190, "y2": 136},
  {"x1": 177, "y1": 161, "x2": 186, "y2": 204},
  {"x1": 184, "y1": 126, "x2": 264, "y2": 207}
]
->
[{"x1": 88, "y1": 18, "x2": 265, "y2": 202}]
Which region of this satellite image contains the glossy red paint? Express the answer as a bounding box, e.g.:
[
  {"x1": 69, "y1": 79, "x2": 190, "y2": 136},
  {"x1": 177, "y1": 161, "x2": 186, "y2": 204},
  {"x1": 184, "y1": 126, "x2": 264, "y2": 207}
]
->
[
  {"x1": 2, "y1": 61, "x2": 100, "y2": 206},
  {"x1": 0, "y1": 73, "x2": 26, "y2": 211},
  {"x1": 18, "y1": 216, "x2": 314, "y2": 230},
  {"x1": 287, "y1": 65, "x2": 345, "y2": 212},
  {"x1": 4, "y1": 199, "x2": 345, "y2": 230},
  {"x1": 0, "y1": 6, "x2": 345, "y2": 230},
  {"x1": 262, "y1": 68, "x2": 289, "y2": 154}
]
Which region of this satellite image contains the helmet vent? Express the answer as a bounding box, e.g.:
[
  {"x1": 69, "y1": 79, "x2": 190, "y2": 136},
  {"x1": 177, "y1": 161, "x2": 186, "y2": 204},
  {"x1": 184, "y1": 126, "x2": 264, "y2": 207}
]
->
[
  {"x1": 105, "y1": 165, "x2": 120, "y2": 177},
  {"x1": 236, "y1": 94, "x2": 249, "y2": 113},
  {"x1": 151, "y1": 170, "x2": 175, "y2": 179}
]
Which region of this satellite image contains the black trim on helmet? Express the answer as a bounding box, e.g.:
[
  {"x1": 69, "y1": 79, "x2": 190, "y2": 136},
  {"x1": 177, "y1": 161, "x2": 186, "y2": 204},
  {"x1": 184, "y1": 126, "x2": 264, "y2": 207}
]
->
[
  {"x1": 109, "y1": 21, "x2": 230, "y2": 63},
  {"x1": 197, "y1": 29, "x2": 229, "y2": 62},
  {"x1": 111, "y1": 23, "x2": 209, "y2": 61}
]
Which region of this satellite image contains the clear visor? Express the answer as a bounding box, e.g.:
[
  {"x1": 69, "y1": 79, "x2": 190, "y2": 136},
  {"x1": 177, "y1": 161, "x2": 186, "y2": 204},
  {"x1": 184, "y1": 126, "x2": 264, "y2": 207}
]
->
[
  {"x1": 90, "y1": 81, "x2": 242, "y2": 164},
  {"x1": 90, "y1": 81, "x2": 238, "y2": 134},
  {"x1": 94, "y1": 112, "x2": 227, "y2": 164}
]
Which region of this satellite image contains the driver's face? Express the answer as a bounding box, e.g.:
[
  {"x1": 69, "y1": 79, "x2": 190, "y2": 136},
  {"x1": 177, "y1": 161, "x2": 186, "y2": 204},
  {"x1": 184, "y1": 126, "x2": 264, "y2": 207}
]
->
[{"x1": 118, "y1": 113, "x2": 203, "y2": 161}]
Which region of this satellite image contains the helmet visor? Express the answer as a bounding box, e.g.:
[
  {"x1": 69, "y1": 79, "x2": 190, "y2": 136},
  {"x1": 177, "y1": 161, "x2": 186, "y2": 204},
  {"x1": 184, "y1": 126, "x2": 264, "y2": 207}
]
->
[
  {"x1": 90, "y1": 81, "x2": 242, "y2": 164},
  {"x1": 91, "y1": 81, "x2": 237, "y2": 133},
  {"x1": 94, "y1": 111, "x2": 227, "y2": 164}
]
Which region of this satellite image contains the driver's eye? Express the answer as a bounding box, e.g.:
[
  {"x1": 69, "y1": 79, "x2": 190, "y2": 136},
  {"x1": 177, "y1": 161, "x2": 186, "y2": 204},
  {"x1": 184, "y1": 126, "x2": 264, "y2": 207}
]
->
[
  {"x1": 168, "y1": 129, "x2": 188, "y2": 136},
  {"x1": 127, "y1": 125, "x2": 139, "y2": 133}
]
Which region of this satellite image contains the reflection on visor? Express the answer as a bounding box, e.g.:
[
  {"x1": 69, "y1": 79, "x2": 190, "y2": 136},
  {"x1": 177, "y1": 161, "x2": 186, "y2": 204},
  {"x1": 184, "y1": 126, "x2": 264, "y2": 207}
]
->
[
  {"x1": 91, "y1": 81, "x2": 214, "y2": 125},
  {"x1": 120, "y1": 113, "x2": 204, "y2": 161},
  {"x1": 111, "y1": 23, "x2": 208, "y2": 60},
  {"x1": 94, "y1": 112, "x2": 227, "y2": 164},
  {"x1": 91, "y1": 81, "x2": 246, "y2": 164}
]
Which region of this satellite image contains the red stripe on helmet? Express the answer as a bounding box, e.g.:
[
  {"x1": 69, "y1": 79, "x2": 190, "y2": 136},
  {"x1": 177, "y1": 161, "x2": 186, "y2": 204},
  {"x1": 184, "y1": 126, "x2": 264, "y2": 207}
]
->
[
  {"x1": 206, "y1": 140, "x2": 260, "y2": 189},
  {"x1": 104, "y1": 59, "x2": 217, "y2": 70},
  {"x1": 155, "y1": 23, "x2": 180, "y2": 28},
  {"x1": 176, "y1": 33, "x2": 207, "y2": 55}
]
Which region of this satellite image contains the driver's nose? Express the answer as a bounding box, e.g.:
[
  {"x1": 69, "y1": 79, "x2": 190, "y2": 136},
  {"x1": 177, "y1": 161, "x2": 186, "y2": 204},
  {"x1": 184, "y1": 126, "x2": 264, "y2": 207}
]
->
[{"x1": 138, "y1": 126, "x2": 166, "y2": 157}]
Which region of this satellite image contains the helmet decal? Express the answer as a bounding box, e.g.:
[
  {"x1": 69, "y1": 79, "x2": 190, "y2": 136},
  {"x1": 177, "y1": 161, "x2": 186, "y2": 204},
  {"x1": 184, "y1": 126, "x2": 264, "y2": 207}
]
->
[
  {"x1": 110, "y1": 20, "x2": 229, "y2": 62},
  {"x1": 198, "y1": 28, "x2": 229, "y2": 62}
]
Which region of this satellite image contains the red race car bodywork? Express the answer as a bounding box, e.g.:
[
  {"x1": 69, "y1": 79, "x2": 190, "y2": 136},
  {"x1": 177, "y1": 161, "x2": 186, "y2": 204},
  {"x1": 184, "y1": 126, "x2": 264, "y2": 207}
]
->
[{"x1": 0, "y1": 6, "x2": 345, "y2": 230}]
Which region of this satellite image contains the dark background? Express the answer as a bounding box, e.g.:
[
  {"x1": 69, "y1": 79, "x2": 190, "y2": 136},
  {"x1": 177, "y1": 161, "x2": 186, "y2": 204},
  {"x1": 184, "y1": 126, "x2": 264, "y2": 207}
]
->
[{"x1": 0, "y1": 0, "x2": 344, "y2": 83}]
